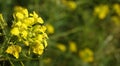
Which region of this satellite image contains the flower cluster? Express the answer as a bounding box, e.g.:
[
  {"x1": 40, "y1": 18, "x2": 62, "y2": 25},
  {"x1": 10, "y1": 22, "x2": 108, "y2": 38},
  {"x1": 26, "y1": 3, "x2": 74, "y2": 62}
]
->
[{"x1": 6, "y1": 6, "x2": 48, "y2": 59}]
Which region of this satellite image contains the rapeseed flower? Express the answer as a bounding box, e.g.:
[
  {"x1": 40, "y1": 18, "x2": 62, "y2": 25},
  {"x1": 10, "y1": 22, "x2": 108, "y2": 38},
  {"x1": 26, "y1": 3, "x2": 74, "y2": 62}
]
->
[
  {"x1": 79, "y1": 48, "x2": 94, "y2": 63},
  {"x1": 6, "y1": 45, "x2": 21, "y2": 59},
  {"x1": 113, "y1": 4, "x2": 120, "y2": 16},
  {"x1": 94, "y1": 4, "x2": 109, "y2": 19},
  {"x1": 62, "y1": 0, "x2": 77, "y2": 10},
  {"x1": 13, "y1": 6, "x2": 28, "y2": 20},
  {"x1": 10, "y1": 27, "x2": 19, "y2": 36},
  {"x1": 8, "y1": 6, "x2": 48, "y2": 57},
  {"x1": 57, "y1": 43, "x2": 66, "y2": 52},
  {"x1": 32, "y1": 43, "x2": 44, "y2": 55},
  {"x1": 46, "y1": 24, "x2": 54, "y2": 34},
  {"x1": 69, "y1": 41, "x2": 77, "y2": 53}
]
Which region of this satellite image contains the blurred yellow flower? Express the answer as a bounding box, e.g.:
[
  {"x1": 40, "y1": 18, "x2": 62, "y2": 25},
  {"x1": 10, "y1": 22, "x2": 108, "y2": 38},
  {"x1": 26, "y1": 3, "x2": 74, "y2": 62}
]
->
[
  {"x1": 57, "y1": 44, "x2": 66, "y2": 52},
  {"x1": 66, "y1": 1, "x2": 77, "y2": 10},
  {"x1": 11, "y1": 27, "x2": 19, "y2": 36},
  {"x1": 69, "y1": 41, "x2": 77, "y2": 53},
  {"x1": 111, "y1": 16, "x2": 120, "y2": 26},
  {"x1": 94, "y1": 4, "x2": 109, "y2": 19},
  {"x1": 43, "y1": 58, "x2": 52, "y2": 64},
  {"x1": 46, "y1": 24, "x2": 54, "y2": 34},
  {"x1": 62, "y1": 0, "x2": 77, "y2": 10},
  {"x1": 79, "y1": 48, "x2": 94, "y2": 62},
  {"x1": 113, "y1": 4, "x2": 120, "y2": 16},
  {"x1": 6, "y1": 45, "x2": 21, "y2": 59}
]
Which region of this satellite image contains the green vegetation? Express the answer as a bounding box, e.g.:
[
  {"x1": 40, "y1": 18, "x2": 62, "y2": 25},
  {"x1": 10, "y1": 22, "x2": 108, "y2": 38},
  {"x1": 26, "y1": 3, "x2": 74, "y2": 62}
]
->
[{"x1": 0, "y1": 0, "x2": 120, "y2": 66}]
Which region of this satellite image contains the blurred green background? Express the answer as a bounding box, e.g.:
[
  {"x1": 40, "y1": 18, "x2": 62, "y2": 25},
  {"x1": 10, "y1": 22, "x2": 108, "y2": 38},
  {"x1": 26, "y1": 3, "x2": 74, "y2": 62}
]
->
[{"x1": 0, "y1": 0, "x2": 120, "y2": 66}]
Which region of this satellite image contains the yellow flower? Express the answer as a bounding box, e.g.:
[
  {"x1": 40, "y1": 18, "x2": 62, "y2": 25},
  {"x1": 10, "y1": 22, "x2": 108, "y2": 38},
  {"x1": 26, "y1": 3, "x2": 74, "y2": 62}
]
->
[
  {"x1": 69, "y1": 41, "x2": 77, "y2": 53},
  {"x1": 111, "y1": 16, "x2": 120, "y2": 26},
  {"x1": 94, "y1": 4, "x2": 109, "y2": 19},
  {"x1": 46, "y1": 24, "x2": 54, "y2": 34},
  {"x1": 14, "y1": 21, "x2": 22, "y2": 27},
  {"x1": 37, "y1": 17, "x2": 44, "y2": 24},
  {"x1": 23, "y1": 18, "x2": 35, "y2": 26},
  {"x1": 36, "y1": 34, "x2": 43, "y2": 41},
  {"x1": 11, "y1": 27, "x2": 19, "y2": 36},
  {"x1": 6, "y1": 45, "x2": 21, "y2": 59},
  {"x1": 66, "y1": 1, "x2": 77, "y2": 10},
  {"x1": 11, "y1": 6, "x2": 48, "y2": 56},
  {"x1": 113, "y1": 4, "x2": 120, "y2": 16},
  {"x1": 79, "y1": 48, "x2": 94, "y2": 62},
  {"x1": 62, "y1": 0, "x2": 77, "y2": 10},
  {"x1": 32, "y1": 43, "x2": 44, "y2": 55},
  {"x1": 57, "y1": 44, "x2": 66, "y2": 52},
  {"x1": 21, "y1": 30, "x2": 28, "y2": 39},
  {"x1": 30, "y1": 11, "x2": 38, "y2": 18},
  {"x1": 21, "y1": 23, "x2": 27, "y2": 29},
  {"x1": 14, "y1": 6, "x2": 28, "y2": 18},
  {"x1": 15, "y1": 12, "x2": 24, "y2": 20}
]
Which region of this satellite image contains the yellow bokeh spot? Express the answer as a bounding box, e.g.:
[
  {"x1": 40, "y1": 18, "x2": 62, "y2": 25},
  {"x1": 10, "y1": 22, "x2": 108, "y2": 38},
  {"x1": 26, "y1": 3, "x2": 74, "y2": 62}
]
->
[
  {"x1": 69, "y1": 41, "x2": 77, "y2": 53},
  {"x1": 62, "y1": 0, "x2": 77, "y2": 10},
  {"x1": 66, "y1": 1, "x2": 77, "y2": 10},
  {"x1": 79, "y1": 48, "x2": 94, "y2": 63},
  {"x1": 113, "y1": 4, "x2": 120, "y2": 16},
  {"x1": 57, "y1": 44, "x2": 66, "y2": 52},
  {"x1": 94, "y1": 4, "x2": 109, "y2": 19},
  {"x1": 46, "y1": 24, "x2": 54, "y2": 34}
]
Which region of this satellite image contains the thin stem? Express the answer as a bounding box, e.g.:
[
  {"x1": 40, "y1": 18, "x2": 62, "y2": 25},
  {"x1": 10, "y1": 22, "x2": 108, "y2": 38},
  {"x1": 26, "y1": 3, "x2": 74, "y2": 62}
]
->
[
  {"x1": 50, "y1": 26, "x2": 82, "y2": 39},
  {"x1": 20, "y1": 61, "x2": 24, "y2": 66},
  {"x1": 0, "y1": 14, "x2": 11, "y2": 53},
  {"x1": 7, "y1": 57, "x2": 14, "y2": 66}
]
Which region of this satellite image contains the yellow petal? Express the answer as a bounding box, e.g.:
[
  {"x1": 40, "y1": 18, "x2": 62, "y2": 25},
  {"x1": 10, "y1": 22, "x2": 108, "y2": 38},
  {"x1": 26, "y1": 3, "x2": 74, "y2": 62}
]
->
[{"x1": 11, "y1": 27, "x2": 19, "y2": 36}]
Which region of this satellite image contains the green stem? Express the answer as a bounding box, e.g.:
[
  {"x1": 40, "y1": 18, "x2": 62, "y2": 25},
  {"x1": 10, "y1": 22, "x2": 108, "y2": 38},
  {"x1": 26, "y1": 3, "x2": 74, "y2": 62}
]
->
[
  {"x1": 50, "y1": 26, "x2": 82, "y2": 39},
  {"x1": 20, "y1": 61, "x2": 24, "y2": 66},
  {"x1": 7, "y1": 57, "x2": 14, "y2": 66},
  {"x1": 0, "y1": 14, "x2": 12, "y2": 57}
]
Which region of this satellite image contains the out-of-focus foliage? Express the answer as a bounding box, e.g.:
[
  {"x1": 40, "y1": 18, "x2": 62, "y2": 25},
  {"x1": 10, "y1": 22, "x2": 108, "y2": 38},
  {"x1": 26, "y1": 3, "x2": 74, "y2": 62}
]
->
[{"x1": 0, "y1": 0, "x2": 120, "y2": 66}]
